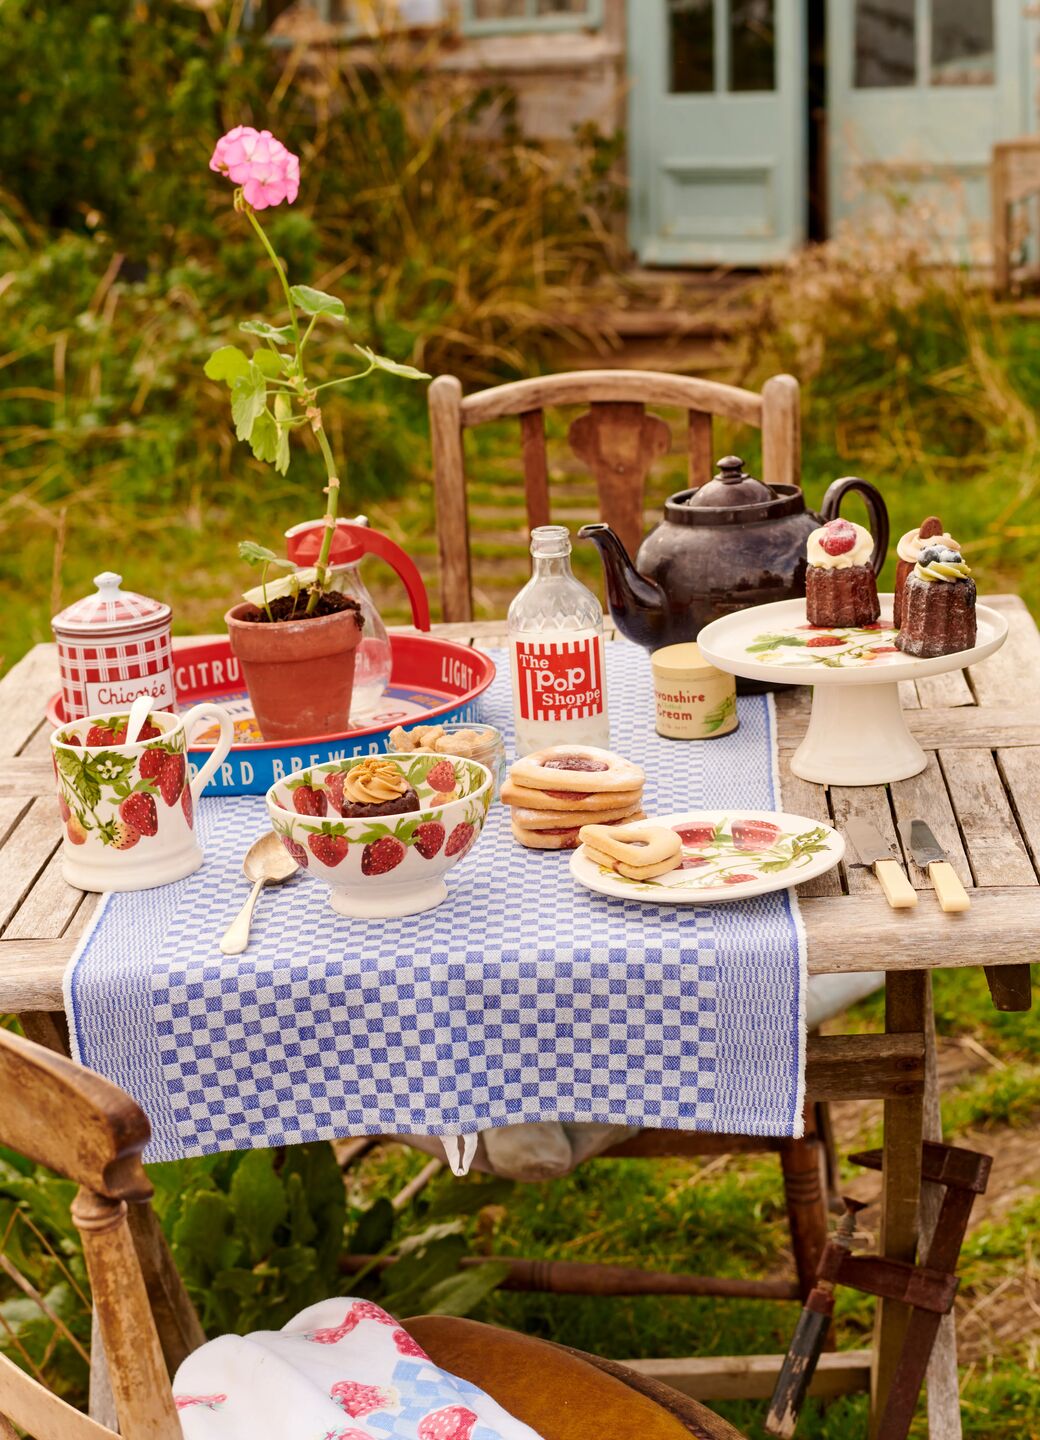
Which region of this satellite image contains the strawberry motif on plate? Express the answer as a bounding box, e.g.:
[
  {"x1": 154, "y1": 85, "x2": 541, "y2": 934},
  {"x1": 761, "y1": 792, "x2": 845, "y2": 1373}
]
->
[
  {"x1": 174, "y1": 1394, "x2": 227, "y2": 1411},
  {"x1": 426, "y1": 759, "x2": 458, "y2": 798},
  {"x1": 159, "y1": 752, "x2": 186, "y2": 807},
  {"x1": 181, "y1": 783, "x2": 194, "y2": 827},
  {"x1": 306, "y1": 823, "x2": 349, "y2": 868},
  {"x1": 674, "y1": 823, "x2": 716, "y2": 846},
  {"x1": 731, "y1": 819, "x2": 781, "y2": 851},
  {"x1": 325, "y1": 770, "x2": 346, "y2": 815}
]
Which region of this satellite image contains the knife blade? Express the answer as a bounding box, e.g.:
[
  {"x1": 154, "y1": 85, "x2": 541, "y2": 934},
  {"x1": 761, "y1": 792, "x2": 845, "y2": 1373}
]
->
[
  {"x1": 845, "y1": 819, "x2": 918, "y2": 909},
  {"x1": 898, "y1": 819, "x2": 971, "y2": 913}
]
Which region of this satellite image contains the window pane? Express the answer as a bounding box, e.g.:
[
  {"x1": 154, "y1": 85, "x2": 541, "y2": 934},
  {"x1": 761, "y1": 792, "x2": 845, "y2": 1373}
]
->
[
  {"x1": 730, "y1": 0, "x2": 775, "y2": 91},
  {"x1": 670, "y1": 0, "x2": 714, "y2": 93},
  {"x1": 930, "y1": 0, "x2": 993, "y2": 85},
  {"x1": 855, "y1": 0, "x2": 916, "y2": 87}
]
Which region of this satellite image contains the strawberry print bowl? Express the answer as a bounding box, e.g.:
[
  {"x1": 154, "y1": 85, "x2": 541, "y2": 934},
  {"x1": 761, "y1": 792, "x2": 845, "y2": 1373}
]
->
[{"x1": 265, "y1": 753, "x2": 493, "y2": 919}]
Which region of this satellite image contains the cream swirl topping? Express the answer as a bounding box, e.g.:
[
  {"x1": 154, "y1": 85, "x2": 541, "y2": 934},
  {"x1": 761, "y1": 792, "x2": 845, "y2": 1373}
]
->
[
  {"x1": 914, "y1": 547, "x2": 972, "y2": 584},
  {"x1": 897, "y1": 527, "x2": 958, "y2": 566},
  {"x1": 342, "y1": 757, "x2": 410, "y2": 805},
  {"x1": 806, "y1": 520, "x2": 875, "y2": 570}
]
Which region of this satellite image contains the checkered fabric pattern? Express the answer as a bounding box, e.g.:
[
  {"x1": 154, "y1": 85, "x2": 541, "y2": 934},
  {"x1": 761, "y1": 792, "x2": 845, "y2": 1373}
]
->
[
  {"x1": 57, "y1": 629, "x2": 174, "y2": 718},
  {"x1": 65, "y1": 645, "x2": 806, "y2": 1163}
]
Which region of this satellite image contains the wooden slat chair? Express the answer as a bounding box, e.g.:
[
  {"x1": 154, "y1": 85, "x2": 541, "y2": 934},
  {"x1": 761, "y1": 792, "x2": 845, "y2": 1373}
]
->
[
  {"x1": 0, "y1": 1027, "x2": 748, "y2": 1440},
  {"x1": 427, "y1": 366, "x2": 832, "y2": 1306},
  {"x1": 428, "y1": 368, "x2": 801, "y2": 623}
]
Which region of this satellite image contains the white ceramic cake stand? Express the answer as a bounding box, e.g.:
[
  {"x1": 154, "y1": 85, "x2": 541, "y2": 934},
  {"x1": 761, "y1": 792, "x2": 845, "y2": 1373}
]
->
[{"x1": 696, "y1": 595, "x2": 1008, "y2": 787}]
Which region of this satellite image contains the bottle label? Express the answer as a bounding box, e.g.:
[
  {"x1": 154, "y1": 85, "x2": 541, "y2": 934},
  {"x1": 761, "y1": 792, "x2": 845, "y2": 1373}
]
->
[{"x1": 512, "y1": 636, "x2": 606, "y2": 723}]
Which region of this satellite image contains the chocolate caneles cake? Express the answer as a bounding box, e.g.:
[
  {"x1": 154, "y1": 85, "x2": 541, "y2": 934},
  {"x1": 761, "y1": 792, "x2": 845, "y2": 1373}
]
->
[{"x1": 896, "y1": 547, "x2": 977, "y2": 659}]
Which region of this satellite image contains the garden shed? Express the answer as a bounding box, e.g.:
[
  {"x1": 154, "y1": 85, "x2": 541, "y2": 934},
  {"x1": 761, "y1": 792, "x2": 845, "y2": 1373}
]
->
[{"x1": 284, "y1": 0, "x2": 1039, "y2": 265}]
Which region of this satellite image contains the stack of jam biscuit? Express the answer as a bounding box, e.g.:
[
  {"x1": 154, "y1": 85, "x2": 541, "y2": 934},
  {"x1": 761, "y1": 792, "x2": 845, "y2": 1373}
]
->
[{"x1": 502, "y1": 745, "x2": 646, "y2": 850}]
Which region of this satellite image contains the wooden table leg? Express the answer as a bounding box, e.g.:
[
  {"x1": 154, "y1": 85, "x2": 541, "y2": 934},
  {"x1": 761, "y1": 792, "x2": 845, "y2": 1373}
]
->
[
  {"x1": 870, "y1": 971, "x2": 927, "y2": 1438},
  {"x1": 921, "y1": 981, "x2": 963, "y2": 1440}
]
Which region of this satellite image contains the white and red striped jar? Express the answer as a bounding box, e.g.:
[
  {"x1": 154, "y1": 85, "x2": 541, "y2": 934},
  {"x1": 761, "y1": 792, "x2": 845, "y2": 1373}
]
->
[{"x1": 51, "y1": 572, "x2": 174, "y2": 721}]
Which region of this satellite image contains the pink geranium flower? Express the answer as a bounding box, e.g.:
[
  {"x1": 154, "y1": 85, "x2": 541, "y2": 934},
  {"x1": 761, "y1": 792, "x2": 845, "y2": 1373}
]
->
[{"x1": 209, "y1": 126, "x2": 300, "y2": 210}]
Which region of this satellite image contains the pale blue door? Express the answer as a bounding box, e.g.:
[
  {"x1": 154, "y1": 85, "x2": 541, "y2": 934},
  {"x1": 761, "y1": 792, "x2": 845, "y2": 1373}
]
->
[
  {"x1": 828, "y1": 0, "x2": 1033, "y2": 258},
  {"x1": 627, "y1": 0, "x2": 807, "y2": 264}
]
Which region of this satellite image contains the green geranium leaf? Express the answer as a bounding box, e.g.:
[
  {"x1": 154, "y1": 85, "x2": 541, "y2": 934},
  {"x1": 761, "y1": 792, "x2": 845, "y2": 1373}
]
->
[
  {"x1": 230, "y1": 363, "x2": 267, "y2": 442},
  {"x1": 354, "y1": 344, "x2": 430, "y2": 380},
  {"x1": 240, "y1": 319, "x2": 295, "y2": 343},
  {"x1": 274, "y1": 392, "x2": 292, "y2": 476},
  {"x1": 248, "y1": 409, "x2": 279, "y2": 465},
  {"x1": 239, "y1": 540, "x2": 290, "y2": 568},
  {"x1": 289, "y1": 284, "x2": 345, "y2": 319},
  {"x1": 252, "y1": 350, "x2": 285, "y2": 380},
  {"x1": 204, "y1": 345, "x2": 250, "y2": 384}
]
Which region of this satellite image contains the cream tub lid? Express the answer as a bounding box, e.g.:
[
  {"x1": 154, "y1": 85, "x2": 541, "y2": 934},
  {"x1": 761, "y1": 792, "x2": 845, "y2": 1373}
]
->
[{"x1": 651, "y1": 642, "x2": 726, "y2": 681}]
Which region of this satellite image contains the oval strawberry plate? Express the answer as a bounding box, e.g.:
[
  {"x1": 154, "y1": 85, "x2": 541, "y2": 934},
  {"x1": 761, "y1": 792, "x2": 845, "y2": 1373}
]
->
[{"x1": 570, "y1": 808, "x2": 844, "y2": 905}]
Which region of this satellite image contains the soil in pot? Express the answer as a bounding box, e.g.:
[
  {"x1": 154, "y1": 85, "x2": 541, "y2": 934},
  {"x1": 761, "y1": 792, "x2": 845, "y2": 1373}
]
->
[
  {"x1": 238, "y1": 591, "x2": 358, "y2": 623},
  {"x1": 226, "y1": 595, "x2": 364, "y2": 742}
]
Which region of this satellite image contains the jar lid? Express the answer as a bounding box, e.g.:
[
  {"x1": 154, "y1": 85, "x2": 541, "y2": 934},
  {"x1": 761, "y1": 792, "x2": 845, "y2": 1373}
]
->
[
  {"x1": 651, "y1": 642, "x2": 723, "y2": 680},
  {"x1": 51, "y1": 572, "x2": 171, "y2": 638}
]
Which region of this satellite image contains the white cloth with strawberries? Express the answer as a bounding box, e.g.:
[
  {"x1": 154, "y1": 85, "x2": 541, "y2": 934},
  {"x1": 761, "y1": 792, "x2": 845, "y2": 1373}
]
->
[{"x1": 173, "y1": 1297, "x2": 542, "y2": 1440}]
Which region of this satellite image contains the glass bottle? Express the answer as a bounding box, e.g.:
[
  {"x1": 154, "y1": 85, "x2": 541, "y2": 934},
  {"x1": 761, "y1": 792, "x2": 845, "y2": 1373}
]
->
[{"x1": 507, "y1": 525, "x2": 610, "y2": 756}]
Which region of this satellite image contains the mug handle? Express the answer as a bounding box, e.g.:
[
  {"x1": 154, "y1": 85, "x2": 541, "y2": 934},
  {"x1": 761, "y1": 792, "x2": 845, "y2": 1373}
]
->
[
  {"x1": 181, "y1": 704, "x2": 235, "y2": 803},
  {"x1": 820, "y1": 477, "x2": 890, "y2": 577}
]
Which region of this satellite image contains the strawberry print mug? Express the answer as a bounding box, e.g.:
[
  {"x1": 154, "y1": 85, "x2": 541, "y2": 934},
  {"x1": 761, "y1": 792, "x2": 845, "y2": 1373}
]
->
[{"x1": 51, "y1": 704, "x2": 234, "y2": 892}]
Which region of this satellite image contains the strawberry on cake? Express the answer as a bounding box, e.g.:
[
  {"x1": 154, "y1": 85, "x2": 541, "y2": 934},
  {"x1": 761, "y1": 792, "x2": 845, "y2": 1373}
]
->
[{"x1": 804, "y1": 517, "x2": 880, "y2": 628}]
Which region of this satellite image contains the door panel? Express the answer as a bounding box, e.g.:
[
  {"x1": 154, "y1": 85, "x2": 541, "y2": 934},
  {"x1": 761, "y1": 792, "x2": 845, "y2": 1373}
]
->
[
  {"x1": 829, "y1": 0, "x2": 1029, "y2": 260},
  {"x1": 628, "y1": 0, "x2": 806, "y2": 264}
]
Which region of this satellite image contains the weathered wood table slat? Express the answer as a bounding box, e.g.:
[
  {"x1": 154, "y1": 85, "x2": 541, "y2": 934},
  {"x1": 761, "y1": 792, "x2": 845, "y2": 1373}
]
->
[{"x1": 0, "y1": 596, "x2": 1035, "y2": 1438}]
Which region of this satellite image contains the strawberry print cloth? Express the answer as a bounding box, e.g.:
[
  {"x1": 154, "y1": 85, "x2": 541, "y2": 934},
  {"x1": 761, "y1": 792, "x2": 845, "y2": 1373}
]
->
[
  {"x1": 64, "y1": 645, "x2": 806, "y2": 1163},
  {"x1": 173, "y1": 1297, "x2": 543, "y2": 1440}
]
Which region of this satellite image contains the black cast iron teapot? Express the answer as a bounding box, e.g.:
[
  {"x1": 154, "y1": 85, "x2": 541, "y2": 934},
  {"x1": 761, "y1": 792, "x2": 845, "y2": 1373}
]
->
[{"x1": 579, "y1": 456, "x2": 889, "y2": 653}]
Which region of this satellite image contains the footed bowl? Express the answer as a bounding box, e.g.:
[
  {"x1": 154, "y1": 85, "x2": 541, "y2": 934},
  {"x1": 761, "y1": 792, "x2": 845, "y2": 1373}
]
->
[{"x1": 265, "y1": 752, "x2": 492, "y2": 919}]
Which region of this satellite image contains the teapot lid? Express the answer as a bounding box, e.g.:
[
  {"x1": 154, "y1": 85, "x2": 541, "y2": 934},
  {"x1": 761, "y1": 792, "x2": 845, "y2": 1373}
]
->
[{"x1": 685, "y1": 456, "x2": 774, "y2": 510}]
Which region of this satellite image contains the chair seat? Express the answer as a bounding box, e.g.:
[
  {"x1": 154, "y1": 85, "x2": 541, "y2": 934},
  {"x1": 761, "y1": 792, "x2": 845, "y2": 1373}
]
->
[
  {"x1": 407, "y1": 1316, "x2": 747, "y2": 1440},
  {"x1": 171, "y1": 1299, "x2": 746, "y2": 1440}
]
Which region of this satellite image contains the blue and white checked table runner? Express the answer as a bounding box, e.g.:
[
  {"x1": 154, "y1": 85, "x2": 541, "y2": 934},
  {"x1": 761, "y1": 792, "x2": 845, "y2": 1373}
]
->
[{"x1": 64, "y1": 645, "x2": 806, "y2": 1163}]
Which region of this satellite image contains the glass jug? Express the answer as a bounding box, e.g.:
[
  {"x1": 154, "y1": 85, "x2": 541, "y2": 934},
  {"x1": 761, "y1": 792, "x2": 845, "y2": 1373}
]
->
[{"x1": 284, "y1": 517, "x2": 431, "y2": 722}]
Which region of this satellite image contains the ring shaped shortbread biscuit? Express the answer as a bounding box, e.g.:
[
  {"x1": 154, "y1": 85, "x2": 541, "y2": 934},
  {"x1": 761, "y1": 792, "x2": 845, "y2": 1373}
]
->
[
  {"x1": 579, "y1": 822, "x2": 682, "y2": 879},
  {"x1": 510, "y1": 746, "x2": 644, "y2": 795},
  {"x1": 501, "y1": 779, "x2": 643, "y2": 814}
]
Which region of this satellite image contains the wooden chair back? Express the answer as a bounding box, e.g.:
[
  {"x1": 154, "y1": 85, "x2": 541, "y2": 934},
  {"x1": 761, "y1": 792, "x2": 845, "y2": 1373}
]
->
[
  {"x1": 428, "y1": 368, "x2": 801, "y2": 623},
  {"x1": 0, "y1": 1027, "x2": 182, "y2": 1440}
]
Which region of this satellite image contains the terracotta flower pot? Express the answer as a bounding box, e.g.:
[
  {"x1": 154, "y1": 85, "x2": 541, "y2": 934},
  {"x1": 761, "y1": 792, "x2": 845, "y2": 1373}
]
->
[{"x1": 225, "y1": 602, "x2": 363, "y2": 742}]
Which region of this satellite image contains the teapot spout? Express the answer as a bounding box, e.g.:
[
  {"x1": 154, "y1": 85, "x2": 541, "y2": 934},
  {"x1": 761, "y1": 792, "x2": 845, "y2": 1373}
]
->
[{"x1": 578, "y1": 523, "x2": 668, "y2": 650}]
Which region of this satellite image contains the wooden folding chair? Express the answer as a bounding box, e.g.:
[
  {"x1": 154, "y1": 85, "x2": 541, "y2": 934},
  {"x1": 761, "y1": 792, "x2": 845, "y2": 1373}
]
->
[
  {"x1": 428, "y1": 367, "x2": 801, "y2": 623},
  {"x1": 0, "y1": 1026, "x2": 748, "y2": 1440}
]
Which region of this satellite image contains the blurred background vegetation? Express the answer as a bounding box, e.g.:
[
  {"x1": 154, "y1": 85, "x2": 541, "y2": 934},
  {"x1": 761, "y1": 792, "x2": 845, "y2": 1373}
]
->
[{"x1": 2, "y1": 4, "x2": 1040, "y2": 1436}]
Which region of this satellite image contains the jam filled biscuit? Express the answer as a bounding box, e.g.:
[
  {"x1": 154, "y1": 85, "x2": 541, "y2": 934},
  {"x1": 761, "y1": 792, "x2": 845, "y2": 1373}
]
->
[
  {"x1": 511, "y1": 802, "x2": 644, "y2": 830},
  {"x1": 578, "y1": 822, "x2": 682, "y2": 880},
  {"x1": 501, "y1": 779, "x2": 643, "y2": 813},
  {"x1": 510, "y1": 746, "x2": 644, "y2": 795},
  {"x1": 511, "y1": 820, "x2": 584, "y2": 850}
]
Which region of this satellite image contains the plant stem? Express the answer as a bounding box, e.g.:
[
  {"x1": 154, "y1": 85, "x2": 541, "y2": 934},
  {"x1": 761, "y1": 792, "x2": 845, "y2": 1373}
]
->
[
  {"x1": 244, "y1": 204, "x2": 300, "y2": 351},
  {"x1": 305, "y1": 416, "x2": 342, "y2": 614}
]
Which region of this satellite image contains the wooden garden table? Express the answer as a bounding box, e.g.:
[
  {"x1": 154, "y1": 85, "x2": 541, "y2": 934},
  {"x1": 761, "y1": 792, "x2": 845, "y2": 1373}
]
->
[{"x1": 0, "y1": 599, "x2": 1036, "y2": 1438}]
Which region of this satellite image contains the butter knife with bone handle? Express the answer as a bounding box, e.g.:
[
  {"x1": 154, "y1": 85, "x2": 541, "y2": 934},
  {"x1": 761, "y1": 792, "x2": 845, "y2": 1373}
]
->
[
  {"x1": 898, "y1": 818, "x2": 971, "y2": 912},
  {"x1": 845, "y1": 819, "x2": 918, "y2": 909}
]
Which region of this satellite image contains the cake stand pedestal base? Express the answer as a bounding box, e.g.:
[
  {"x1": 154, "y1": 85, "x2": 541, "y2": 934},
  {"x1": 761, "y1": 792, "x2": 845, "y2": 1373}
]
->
[{"x1": 791, "y1": 682, "x2": 927, "y2": 787}]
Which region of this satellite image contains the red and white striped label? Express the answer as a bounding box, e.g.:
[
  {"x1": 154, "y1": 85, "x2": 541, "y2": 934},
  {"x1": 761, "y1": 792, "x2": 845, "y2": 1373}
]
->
[{"x1": 512, "y1": 635, "x2": 606, "y2": 723}]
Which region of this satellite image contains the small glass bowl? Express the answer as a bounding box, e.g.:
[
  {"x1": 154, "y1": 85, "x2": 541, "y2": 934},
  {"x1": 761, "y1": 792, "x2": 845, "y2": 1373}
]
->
[{"x1": 434, "y1": 722, "x2": 506, "y2": 800}]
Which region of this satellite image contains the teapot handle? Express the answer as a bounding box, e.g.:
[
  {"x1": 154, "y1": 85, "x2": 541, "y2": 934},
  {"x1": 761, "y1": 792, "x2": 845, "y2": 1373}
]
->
[
  {"x1": 285, "y1": 520, "x2": 431, "y2": 631},
  {"x1": 820, "y1": 477, "x2": 889, "y2": 577}
]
